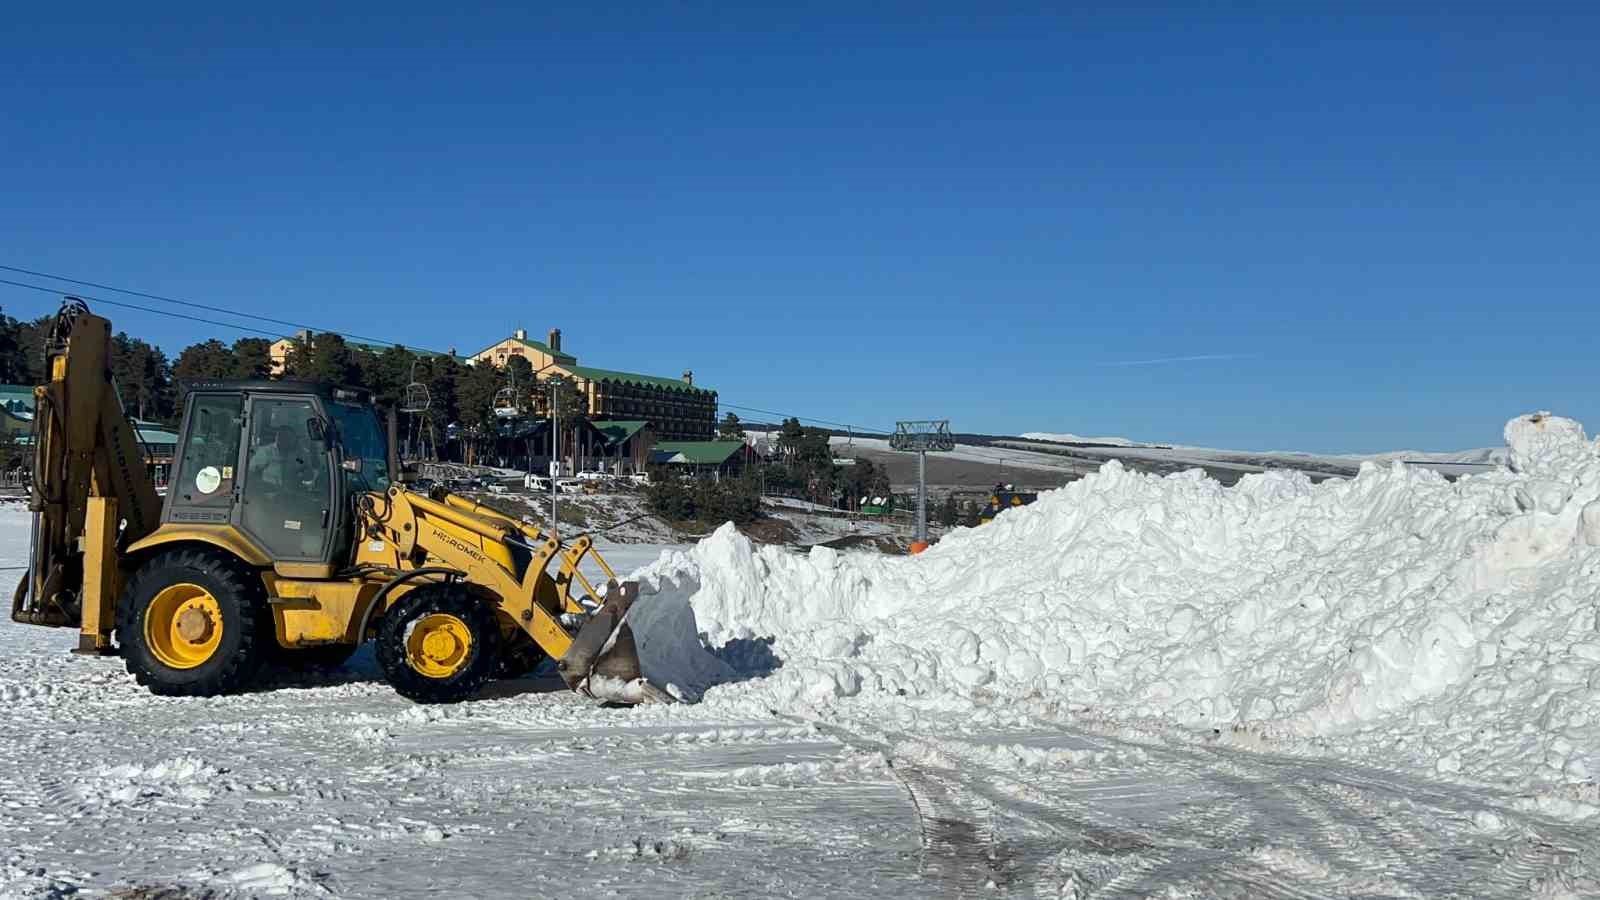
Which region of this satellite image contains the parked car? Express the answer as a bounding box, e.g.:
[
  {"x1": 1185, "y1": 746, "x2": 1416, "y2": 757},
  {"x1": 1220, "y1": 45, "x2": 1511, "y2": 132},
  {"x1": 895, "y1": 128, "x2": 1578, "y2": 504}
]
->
[
  {"x1": 626, "y1": 472, "x2": 650, "y2": 486},
  {"x1": 574, "y1": 470, "x2": 608, "y2": 483},
  {"x1": 555, "y1": 478, "x2": 583, "y2": 494}
]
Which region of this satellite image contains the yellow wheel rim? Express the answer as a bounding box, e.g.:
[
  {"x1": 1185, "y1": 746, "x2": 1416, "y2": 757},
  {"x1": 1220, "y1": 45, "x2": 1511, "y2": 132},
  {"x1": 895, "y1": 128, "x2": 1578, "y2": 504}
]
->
[
  {"x1": 406, "y1": 613, "x2": 473, "y2": 678},
  {"x1": 144, "y1": 583, "x2": 224, "y2": 670}
]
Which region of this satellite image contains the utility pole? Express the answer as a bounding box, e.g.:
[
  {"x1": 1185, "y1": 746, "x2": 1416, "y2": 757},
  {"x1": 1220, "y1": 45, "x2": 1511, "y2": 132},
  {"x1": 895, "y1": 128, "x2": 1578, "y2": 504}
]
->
[
  {"x1": 548, "y1": 375, "x2": 566, "y2": 540},
  {"x1": 916, "y1": 448, "x2": 927, "y2": 544}
]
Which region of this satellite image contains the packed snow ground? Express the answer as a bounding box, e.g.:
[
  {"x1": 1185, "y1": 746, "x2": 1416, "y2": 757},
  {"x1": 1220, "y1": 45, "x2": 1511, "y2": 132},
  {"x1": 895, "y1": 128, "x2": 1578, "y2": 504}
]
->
[{"x1": 5, "y1": 413, "x2": 1600, "y2": 896}]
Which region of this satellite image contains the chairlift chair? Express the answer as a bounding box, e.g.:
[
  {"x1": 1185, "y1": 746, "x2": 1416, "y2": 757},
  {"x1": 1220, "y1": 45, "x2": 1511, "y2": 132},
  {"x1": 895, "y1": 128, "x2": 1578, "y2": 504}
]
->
[
  {"x1": 492, "y1": 367, "x2": 525, "y2": 419},
  {"x1": 492, "y1": 386, "x2": 522, "y2": 418},
  {"x1": 399, "y1": 361, "x2": 437, "y2": 460},
  {"x1": 401, "y1": 361, "x2": 432, "y2": 414}
]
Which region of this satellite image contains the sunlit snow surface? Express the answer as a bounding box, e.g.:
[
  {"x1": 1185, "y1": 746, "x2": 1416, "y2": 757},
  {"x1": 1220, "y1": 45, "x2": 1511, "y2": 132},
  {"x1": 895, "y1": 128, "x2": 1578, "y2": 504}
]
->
[{"x1": 5, "y1": 413, "x2": 1600, "y2": 897}]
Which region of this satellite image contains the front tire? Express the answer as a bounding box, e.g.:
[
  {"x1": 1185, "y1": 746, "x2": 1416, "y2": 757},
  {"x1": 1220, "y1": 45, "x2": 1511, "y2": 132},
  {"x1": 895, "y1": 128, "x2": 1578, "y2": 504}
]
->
[
  {"x1": 376, "y1": 584, "x2": 500, "y2": 703},
  {"x1": 117, "y1": 549, "x2": 269, "y2": 697}
]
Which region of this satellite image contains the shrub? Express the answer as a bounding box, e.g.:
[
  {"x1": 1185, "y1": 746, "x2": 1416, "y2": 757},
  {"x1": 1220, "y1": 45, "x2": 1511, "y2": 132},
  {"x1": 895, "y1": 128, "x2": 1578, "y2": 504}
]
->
[{"x1": 647, "y1": 476, "x2": 761, "y2": 526}]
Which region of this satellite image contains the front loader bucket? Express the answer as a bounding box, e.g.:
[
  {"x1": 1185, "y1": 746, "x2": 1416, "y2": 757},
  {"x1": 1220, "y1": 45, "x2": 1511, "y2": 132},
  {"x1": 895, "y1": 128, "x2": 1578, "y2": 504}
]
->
[{"x1": 557, "y1": 581, "x2": 675, "y2": 705}]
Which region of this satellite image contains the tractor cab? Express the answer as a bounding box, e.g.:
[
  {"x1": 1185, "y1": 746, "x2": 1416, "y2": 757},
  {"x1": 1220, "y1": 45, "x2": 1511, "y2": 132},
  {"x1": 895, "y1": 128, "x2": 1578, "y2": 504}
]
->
[{"x1": 165, "y1": 380, "x2": 390, "y2": 568}]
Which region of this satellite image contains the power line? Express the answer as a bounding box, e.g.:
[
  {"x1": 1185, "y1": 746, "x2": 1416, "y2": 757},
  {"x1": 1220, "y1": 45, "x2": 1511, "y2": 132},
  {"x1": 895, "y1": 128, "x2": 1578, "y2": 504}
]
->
[
  {"x1": 0, "y1": 277, "x2": 290, "y2": 340},
  {"x1": 0, "y1": 263, "x2": 403, "y2": 348},
  {"x1": 1, "y1": 270, "x2": 886, "y2": 435},
  {"x1": 0, "y1": 276, "x2": 455, "y2": 356},
  {"x1": 719, "y1": 402, "x2": 891, "y2": 436}
]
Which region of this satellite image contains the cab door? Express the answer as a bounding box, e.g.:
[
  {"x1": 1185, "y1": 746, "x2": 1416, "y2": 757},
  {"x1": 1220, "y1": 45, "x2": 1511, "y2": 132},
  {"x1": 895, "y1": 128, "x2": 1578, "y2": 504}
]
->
[
  {"x1": 165, "y1": 392, "x2": 245, "y2": 525},
  {"x1": 236, "y1": 395, "x2": 336, "y2": 562}
]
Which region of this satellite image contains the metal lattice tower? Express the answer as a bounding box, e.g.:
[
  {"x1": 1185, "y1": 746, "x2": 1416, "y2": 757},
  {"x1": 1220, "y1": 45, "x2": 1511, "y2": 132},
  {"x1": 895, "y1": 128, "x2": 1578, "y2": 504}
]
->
[
  {"x1": 890, "y1": 420, "x2": 954, "y2": 549},
  {"x1": 888, "y1": 420, "x2": 955, "y2": 452}
]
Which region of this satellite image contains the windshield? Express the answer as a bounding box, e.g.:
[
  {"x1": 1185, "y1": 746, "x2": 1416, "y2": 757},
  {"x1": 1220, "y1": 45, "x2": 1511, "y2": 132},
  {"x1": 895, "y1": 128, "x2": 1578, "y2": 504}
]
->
[{"x1": 329, "y1": 402, "x2": 391, "y2": 493}]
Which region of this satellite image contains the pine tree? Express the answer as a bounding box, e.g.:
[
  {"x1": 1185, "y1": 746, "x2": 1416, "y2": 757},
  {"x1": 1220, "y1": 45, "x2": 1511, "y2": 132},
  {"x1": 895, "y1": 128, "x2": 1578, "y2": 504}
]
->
[
  {"x1": 13, "y1": 316, "x2": 51, "y2": 384},
  {"x1": 0, "y1": 312, "x2": 27, "y2": 384},
  {"x1": 356, "y1": 345, "x2": 416, "y2": 408},
  {"x1": 110, "y1": 332, "x2": 174, "y2": 421},
  {"x1": 174, "y1": 339, "x2": 234, "y2": 383},
  {"x1": 285, "y1": 332, "x2": 357, "y2": 385},
  {"x1": 426, "y1": 356, "x2": 462, "y2": 424},
  {"x1": 718, "y1": 412, "x2": 745, "y2": 440},
  {"x1": 230, "y1": 337, "x2": 273, "y2": 379},
  {"x1": 776, "y1": 417, "x2": 805, "y2": 461},
  {"x1": 454, "y1": 362, "x2": 503, "y2": 429}
]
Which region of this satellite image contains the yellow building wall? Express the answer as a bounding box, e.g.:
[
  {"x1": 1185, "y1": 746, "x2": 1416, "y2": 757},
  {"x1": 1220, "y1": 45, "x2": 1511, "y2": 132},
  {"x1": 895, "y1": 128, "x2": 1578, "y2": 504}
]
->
[
  {"x1": 467, "y1": 338, "x2": 560, "y2": 371},
  {"x1": 268, "y1": 338, "x2": 296, "y2": 375}
]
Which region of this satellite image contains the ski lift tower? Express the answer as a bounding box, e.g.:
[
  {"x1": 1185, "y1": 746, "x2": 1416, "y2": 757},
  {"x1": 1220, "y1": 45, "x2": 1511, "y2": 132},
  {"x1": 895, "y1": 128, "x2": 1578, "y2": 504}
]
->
[{"x1": 889, "y1": 419, "x2": 954, "y2": 554}]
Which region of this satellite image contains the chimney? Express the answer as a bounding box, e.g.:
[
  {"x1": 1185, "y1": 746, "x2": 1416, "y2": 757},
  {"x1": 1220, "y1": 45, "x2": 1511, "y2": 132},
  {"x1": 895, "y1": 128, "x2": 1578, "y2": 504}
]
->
[
  {"x1": 682, "y1": 370, "x2": 693, "y2": 386},
  {"x1": 514, "y1": 328, "x2": 527, "y2": 341},
  {"x1": 548, "y1": 328, "x2": 562, "y2": 352}
]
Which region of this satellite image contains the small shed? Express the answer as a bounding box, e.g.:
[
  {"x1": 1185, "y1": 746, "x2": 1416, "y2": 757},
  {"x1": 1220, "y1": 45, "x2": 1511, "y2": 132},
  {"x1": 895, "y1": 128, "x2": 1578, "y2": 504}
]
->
[
  {"x1": 131, "y1": 419, "x2": 180, "y2": 486},
  {"x1": 0, "y1": 384, "x2": 35, "y2": 419},
  {"x1": 649, "y1": 440, "x2": 759, "y2": 481}
]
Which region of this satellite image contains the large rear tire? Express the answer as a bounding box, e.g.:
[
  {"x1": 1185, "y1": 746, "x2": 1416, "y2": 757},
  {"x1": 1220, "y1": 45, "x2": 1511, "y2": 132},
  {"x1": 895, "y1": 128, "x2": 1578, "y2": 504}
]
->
[
  {"x1": 376, "y1": 584, "x2": 500, "y2": 703},
  {"x1": 117, "y1": 549, "x2": 269, "y2": 697}
]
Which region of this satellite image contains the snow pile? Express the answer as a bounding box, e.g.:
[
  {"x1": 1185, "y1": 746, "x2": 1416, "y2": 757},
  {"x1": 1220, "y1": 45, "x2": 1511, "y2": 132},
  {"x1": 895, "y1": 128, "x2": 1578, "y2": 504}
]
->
[{"x1": 632, "y1": 413, "x2": 1600, "y2": 800}]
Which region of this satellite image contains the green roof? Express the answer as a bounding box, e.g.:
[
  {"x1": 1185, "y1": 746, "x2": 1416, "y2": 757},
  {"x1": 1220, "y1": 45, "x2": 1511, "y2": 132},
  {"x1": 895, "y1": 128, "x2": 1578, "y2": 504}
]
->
[
  {"x1": 0, "y1": 384, "x2": 35, "y2": 412},
  {"x1": 345, "y1": 340, "x2": 451, "y2": 359},
  {"x1": 565, "y1": 365, "x2": 712, "y2": 395},
  {"x1": 131, "y1": 419, "x2": 179, "y2": 444},
  {"x1": 652, "y1": 440, "x2": 748, "y2": 465},
  {"x1": 595, "y1": 419, "x2": 650, "y2": 445},
  {"x1": 513, "y1": 337, "x2": 576, "y2": 363},
  {"x1": 472, "y1": 336, "x2": 576, "y2": 363}
]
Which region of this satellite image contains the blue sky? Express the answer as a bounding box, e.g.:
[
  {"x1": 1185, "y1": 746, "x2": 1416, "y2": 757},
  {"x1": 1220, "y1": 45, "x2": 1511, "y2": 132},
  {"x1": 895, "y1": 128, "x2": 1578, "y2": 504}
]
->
[{"x1": 3, "y1": 4, "x2": 1596, "y2": 451}]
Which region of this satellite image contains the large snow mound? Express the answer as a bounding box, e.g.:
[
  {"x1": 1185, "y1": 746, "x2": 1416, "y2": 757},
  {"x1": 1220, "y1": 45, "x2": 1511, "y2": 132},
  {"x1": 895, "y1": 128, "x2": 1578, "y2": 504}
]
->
[{"x1": 633, "y1": 412, "x2": 1600, "y2": 801}]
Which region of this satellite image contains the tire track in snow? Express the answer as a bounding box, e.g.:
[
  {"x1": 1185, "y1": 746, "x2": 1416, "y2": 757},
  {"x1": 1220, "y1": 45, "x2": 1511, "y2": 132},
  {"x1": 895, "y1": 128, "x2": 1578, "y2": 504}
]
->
[
  {"x1": 1202, "y1": 748, "x2": 1599, "y2": 897},
  {"x1": 1081, "y1": 730, "x2": 1598, "y2": 899},
  {"x1": 786, "y1": 714, "x2": 1171, "y2": 896},
  {"x1": 791, "y1": 708, "x2": 1600, "y2": 899}
]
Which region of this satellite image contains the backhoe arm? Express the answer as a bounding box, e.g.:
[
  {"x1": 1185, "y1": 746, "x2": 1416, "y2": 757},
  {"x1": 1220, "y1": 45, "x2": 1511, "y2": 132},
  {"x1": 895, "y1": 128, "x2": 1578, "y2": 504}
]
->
[{"x1": 12, "y1": 299, "x2": 163, "y2": 643}]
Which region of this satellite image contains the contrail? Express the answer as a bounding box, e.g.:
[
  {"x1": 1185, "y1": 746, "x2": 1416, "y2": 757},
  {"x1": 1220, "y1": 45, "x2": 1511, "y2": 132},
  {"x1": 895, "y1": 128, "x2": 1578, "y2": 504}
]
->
[{"x1": 1100, "y1": 353, "x2": 1255, "y2": 368}]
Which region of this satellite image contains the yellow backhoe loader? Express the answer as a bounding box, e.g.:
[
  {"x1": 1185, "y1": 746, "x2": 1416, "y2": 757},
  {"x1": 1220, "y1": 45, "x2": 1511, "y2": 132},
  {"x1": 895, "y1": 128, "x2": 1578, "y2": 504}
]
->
[{"x1": 11, "y1": 298, "x2": 666, "y2": 704}]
